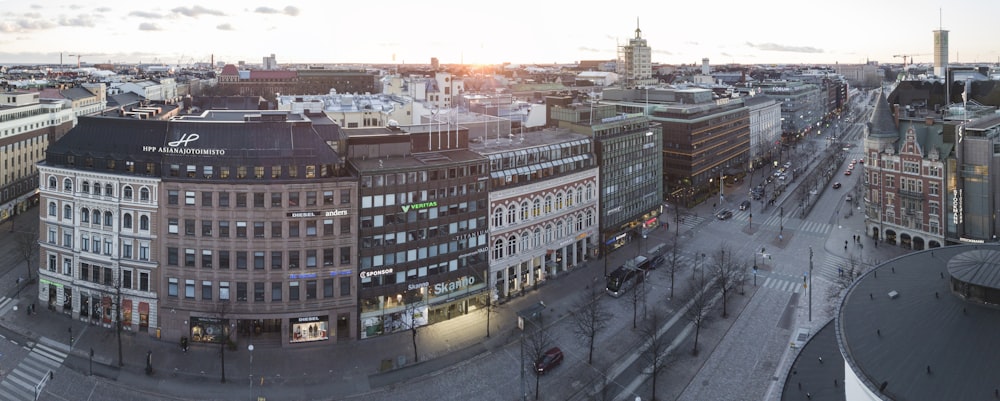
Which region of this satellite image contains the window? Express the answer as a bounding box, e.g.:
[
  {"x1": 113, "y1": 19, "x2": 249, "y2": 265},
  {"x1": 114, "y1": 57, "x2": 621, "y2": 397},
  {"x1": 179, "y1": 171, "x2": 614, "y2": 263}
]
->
[
  {"x1": 202, "y1": 281, "x2": 212, "y2": 300},
  {"x1": 340, "y1": 217, "x2": 351, "y2": 234},
  {"x1": 220, "y1": 166, "x2": 230, "y2": 179},
  {"x1": 202, "y1": 250, "x2": 213, "y2": 268},
  {"x1": 81, "y1": 207, "x2": 90, "y2": 223},
  {"x1": 253, "y1": 282, "x2": 265, "y2": 302},
  {"x1": 289, "y1": 221, "x2": 300, "y2": 237},
  {"x1": 140, "y1": 215, "x2": 149, "y2": 230},
  {"x1": 271, "y1": 251, "x2": 282, "y2": 269},
  {"x1": 236, "y1": 192, "x2": 247, "y2": 207},
  {"x1": 122, "y1": 243, "x2": 133, "y2": 259},
  {"x1": 289, "y1": 281, "x2": 300, "y2": 301},
  {"x1": 48, "y1": 176, "x2": 56, "y2": 189},
  {"x1": 166, "y1": 218, "x2": 178, "y2": 234},
  {"x1": 219, "y1": 221, "x2": 230, "y2": 237},
  {"x1": 340, "y1": 189, "x2": 351, "y2": 204},
  {"x1": 122, "y1": 270, "x2": 134, "y2": 289},
  {"x1": 306, "y1": 250, "x2": 317, "y2": 268},
  {"x1": 63, "y1": 231, "x2": 73, "y2": 248},
  {"x1": 340, "y1": 246, "x2": 351, "y2": 265},
  {"x1": 139, "y1": 243, "x2": 149, "y2": 261},
  {"x1": 185, "y1": 219, "x2": 195, "y2": 236},
  {"x1": 253, "y1": 192, "x2": 265, "y2": 208},
  {"x1": 218, "y1": 192, "x2": 230, "y2": 207},
  {"x1": 63, "y1": 178, "x2": 72, "y2": 191},
  {"x1": 140, "y1": 188, "x2": 150, "y2": 201},
  {"x1": 123, "y1": 213, "x2": 132, "y2": 229},
  {"x1": 271, "y1": 192, "x2": 282, "y2": 207},
  {"x1": 254, "y1": 251, "x2": 265, "y2": 269},
  {"x1": 271, "y1": 221, "x2": 282, "y2": 238},
  {"x1": 104, "y1": 211, "x2": 113, "y2": 226},
  {"x1": 168, "y1": 278, "x2": 178, "y2": 297},
  {"x1": 202, "y1": 192, "x2": 213, "y2": 207},
  {"x1": 185, "y1": 279, "x2": 195, "y2": 298},
  {"x1": 63, "y1": 204, "x2": 73, "y2": 220},
  {"x1": 272, "y1": 282, "x2": 282, "y2": 301},
  {"x1": 220, "y1": 281, "x2": 230, "y2": 300},
  {"x1": 339, "y1": 276, "x2": 351, "y2": 296},
  {"x1": 238, "y1": 166, "x2": 248, "y2": 179},
  {"x1": 167, "y1": 247, "x2": 179, "y2": 265},
  {"x1": 237, "y1": 251, "x2": 247, "y2": 269},
  {"x1": 237, "y1": 282, "x2": 248, "y2": 302},
  {"x1": 324, "y1": 219, "x2": 334, "y2": 236},
  {"x1": 306, "y1": 191, "x2": 317, "y2": 206},
  {"x1": 185, "y1": 191, "x2": 195, "y2": 205},
  {"x1": 254, "y1": 166, "x2": 264, "y2": 179},
  {"x1": 48, "y1": 202, "x2": 56, "y2": 217},
  {"x1": 289, "y1": 251, "x2": 300, "y2": 269},
  {"x1": 185, "y1": 248, "x2": 196, "y2": 267},
  {"x1": 236, "y1": 221, "x2": 247, "y2": 238},
  {"x1": 493, "y1": 239, "x2": 503, "y2": 259},
  {"x1": 104, "y1": 184, "x2": 113, "y2": 196},
  {"x1": 306, "y1": 280, "x2": 317, "y2": 300},
  {"x1": 254, "y1": 221, "x2": 265, "y2": 238},
  {"x1": 532, "y1": 199, "x2": 541, "y2": 217},
  {"x1": 306, "y1": 220, "x2": 317, "y2": 236},
  {"x1": 168, "y1": 190, "x2": 179, "y2": 205},
  {"x1": 140, "y1": 272, "x2": 149, "y2": 291},
  {"x1": 323, "y1": 191, "x2": 335, "y2": 204},
  {"x1": 202, "y1": 220, "x2": 213, "y2": 236},
  {"x1": 324, "y1": 248, "x2": 335, "y2": 266},
  {"x1": 324, "y1": 278, "x2": 334, "y2": 298},
  {"x1": 288, "y1": 192, "x2": 299, "y2": 206},
  {"x1": 123, "y1": 186, "x2": 134, "y2": 200}
]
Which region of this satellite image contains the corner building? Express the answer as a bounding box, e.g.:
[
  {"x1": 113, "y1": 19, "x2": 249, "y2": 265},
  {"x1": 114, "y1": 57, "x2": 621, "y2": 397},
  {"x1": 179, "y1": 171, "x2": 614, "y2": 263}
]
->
[
  {"x1": 39, "y1": 111, "x2": 359, "y2": 347},
  {"x1": 349, "y1": 124, "x2": 490, "y2": 339}
]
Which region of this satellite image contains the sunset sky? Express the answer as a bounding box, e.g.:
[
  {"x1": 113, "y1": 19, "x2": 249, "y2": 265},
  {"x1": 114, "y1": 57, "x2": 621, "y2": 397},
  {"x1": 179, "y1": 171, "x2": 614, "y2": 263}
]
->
[{"x1": 1, "y1": 0, "x2": 998, "y2": 67}]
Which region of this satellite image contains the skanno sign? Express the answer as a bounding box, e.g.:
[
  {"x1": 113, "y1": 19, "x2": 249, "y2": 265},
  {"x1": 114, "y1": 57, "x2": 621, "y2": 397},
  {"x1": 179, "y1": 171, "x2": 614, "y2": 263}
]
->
[{"x1": 433, "y1": 276, "x2": 475, "y2": 295}]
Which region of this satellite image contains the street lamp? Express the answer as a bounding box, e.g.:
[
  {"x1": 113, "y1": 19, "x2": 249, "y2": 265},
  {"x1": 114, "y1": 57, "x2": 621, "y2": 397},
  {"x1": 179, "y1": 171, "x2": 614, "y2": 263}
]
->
[{"x1": 248, "y1": 344, "x2": 255, "y2": 400}]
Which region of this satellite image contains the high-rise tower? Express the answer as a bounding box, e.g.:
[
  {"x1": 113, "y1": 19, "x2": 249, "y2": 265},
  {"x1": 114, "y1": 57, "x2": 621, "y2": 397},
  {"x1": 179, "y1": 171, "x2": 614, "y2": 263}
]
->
[
  {"x1": 933, "y1": 11, "x2": 948, "y2": 77},
  {"x1": 619, "y1": 18, "x2": 655, "y2": 88}
]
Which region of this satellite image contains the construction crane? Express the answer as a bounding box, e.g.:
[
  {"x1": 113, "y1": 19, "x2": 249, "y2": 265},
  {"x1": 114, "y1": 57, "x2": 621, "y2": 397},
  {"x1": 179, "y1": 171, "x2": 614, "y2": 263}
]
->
[
  {"x1": 67, "y1": 54, "x2": 92, "y2": 68},
  {"x1": 892, "y1": 53, "x2": 929, "y2": 69}
]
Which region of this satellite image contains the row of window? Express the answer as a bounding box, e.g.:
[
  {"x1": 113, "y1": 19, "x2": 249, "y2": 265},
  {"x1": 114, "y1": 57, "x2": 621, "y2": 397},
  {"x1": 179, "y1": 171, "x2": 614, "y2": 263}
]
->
[
  {"x1": 360, "y1": 164, "x2": 487, "y2": 188},
  {"x1": 360, "y1": 182, "x2": 486, "y2": 209},
  {"x1": 166, "y1": 247, "x2": 352, "y2": 269},
  {"x1": 46, "y1": 255, "x2": 151, "y2": 292},
  {"x1": 491, "y1": 185, "x2": 595, "y2": 227},
  {"x1": 47, "y1": 176, "x2": 153, "y2": 202},
  {"x1": 166, "y1": 277, "x2": 351, "y2": 302},
  {"x1": 48, "y1": 203, "x2": 152, "y2": 233},
  {"x1": 167, "y1": 217, "x2": 351, "y2": 238},
  {"x1": 168, "y1": 189, "x2": 350, "y2": 208},
  {"x1": 360, "y1": 200, "x2": 484, "y2": 228},
  {"x1": 492, "y1": 212, "x2": 595, "y2": 260},
  {"x1": 167, "y1": 163, "x2": 332, "y2": 180}
]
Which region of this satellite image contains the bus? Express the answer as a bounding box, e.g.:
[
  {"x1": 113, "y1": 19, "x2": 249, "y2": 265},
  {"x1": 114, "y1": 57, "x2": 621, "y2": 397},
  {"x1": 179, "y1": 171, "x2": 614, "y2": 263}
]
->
[{"x1": 606, "y1": 255, "x2": 651, "y2": 297}]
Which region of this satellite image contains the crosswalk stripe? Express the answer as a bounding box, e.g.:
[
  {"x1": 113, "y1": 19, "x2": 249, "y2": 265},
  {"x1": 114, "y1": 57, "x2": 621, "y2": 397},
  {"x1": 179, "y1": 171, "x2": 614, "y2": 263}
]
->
[
  {"x1": 32, "y1": 344, "x2": 67, "y2": 364},
  {"x1": 0, "y1": 382, "x2": 30, "y2": 401},
  {"x1": 0, "y1": 296, "x2": 12, "y2": 310}
]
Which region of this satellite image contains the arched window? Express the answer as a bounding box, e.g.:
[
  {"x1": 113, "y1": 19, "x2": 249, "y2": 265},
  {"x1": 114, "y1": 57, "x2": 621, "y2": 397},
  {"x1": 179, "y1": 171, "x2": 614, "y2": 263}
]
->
[
  {"x1": 566, "y1": 190, "x2": 574, "y2": 207},
  {"x1": 48, "y1": 202, "x2": 57, "y2": 216},
  {"x1": 520, "y1": 201, "x2": 529, "y2": 220},
  {"x1": 507, "y1": 235, "x2": 517, "y2": 255},
  {"x1": 123, "y1": 213, "x2": 133, "y2": 229},
  {"x1": 82, "y1": 181, "x2": 90, "y2": 193},
  {"x1": 492, "y1": 207, "x2": 504, "y2": 227},
  {"x1": 81, "y1": 207, "x2": 90, "y2": 223},
  {"x1": 544, "y1": 196, "x2": 553, "y2": 213},
  {"x1": 140, "y1": 215, "x2": 149, "y2": 231},
  {"x1": 545, "y1": 225, "x2": 553, "y2": 244},
  {"x1": 520, "y1": 231, "x2": 530, "y2": 251},
  {"x1": 92, "y1": 209, "x2": 100, "y2": 224},
  {"x1": 507, "y1": 204, "x2": 517, "y2": 225},
  {"x1": 586, "y1": 210, "x2": 594, "y2": 227},
  {"x1": 93, "y1": 182, "x2": 101, "y2": 195},
  {"x1": 103, "y1": 211, "x2": 113, "y2": 226},
  {"x1": 63, "y1": 178, "x2": 73, "y2": 191},
  {"x1": 556, "y1": 193, "x2": 564, "y2": 210},
  {"x1": 576, "y1": 214, "x2": 584, "y2": 231},
  {"x1": 139, "y1": 187, "x2": 150, "y2": 201},
  {"x1": 576, "y1": 186, "x2": 584, "y2": 204},
  {"x1": 586, "y1": 184, "x2": 594, "y2": 201},
  {"x1": 532, "y1": 199, "x2": 541, "y2": 217},
  {"x1": 533, "y1": 228, "x2": 541, "y2": 248},
  {"x1": 556, "y1": 221, "x2": 564, "y2": 238},
  {"x1": 493, "y1": 238, "x2": 504, "y2": 260},
  {"x1": 104, "y1": 184, "x2": 113, "y2": 196},
  {"x1": 123, "y1": 186, "x2": 133, "y2": 200},
  {"x1": 48, "y1": 176, "x2": 57, "y2": 189},
  {"x1": 63, "y1": 205, "x2": 72, "y2": 220}
]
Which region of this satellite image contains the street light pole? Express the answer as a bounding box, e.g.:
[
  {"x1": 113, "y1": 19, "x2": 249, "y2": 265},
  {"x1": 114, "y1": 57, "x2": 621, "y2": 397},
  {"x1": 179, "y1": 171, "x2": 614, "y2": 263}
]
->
[
  {"x1": 248, "y1": 344, "x2": 254, "y2": 401},
  {"x1": 808, "y1": 247, "x2": 813, "y2": 322}
]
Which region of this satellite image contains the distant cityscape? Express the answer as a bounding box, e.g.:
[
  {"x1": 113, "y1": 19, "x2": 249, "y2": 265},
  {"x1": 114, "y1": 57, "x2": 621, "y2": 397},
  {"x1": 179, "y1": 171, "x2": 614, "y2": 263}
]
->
[{"x1": 2, "y1": 19, "x2": 1000, "y2": 400}]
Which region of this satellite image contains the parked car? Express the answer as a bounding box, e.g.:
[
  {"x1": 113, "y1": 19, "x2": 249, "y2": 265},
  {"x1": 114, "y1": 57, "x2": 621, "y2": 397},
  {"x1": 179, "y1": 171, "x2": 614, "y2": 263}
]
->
[
  {"x1": 846, "y1": 194, "x2": 853, "y2": 202},
  {"x1": 833, "y1": 182, "x2": 842, "y2": 189},
  {"x1": 716, "y1": 209, "x2": 733, "y2": 220},
  {"x1": 740, "y1": 200, "x2": 751, "y2": 211},
  {"x1": 650, "y1": 255, "x2": 666, "y2": 269},
  {"x1": 534, "y1": 347, "x2": 564, "y2": 375}
]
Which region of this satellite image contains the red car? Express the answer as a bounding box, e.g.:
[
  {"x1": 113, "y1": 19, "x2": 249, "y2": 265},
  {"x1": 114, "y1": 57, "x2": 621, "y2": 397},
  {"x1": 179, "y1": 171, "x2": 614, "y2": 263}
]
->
[
  {"x1": 844, "y1": 170, "x2": 852, "y2": 176},
  {"x1": 534, "y1": 347, "x2": 564, "y2": 375}
]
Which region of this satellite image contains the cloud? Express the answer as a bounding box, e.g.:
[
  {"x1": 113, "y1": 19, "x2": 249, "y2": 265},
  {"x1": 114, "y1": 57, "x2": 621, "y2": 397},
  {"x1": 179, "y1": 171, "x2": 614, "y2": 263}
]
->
[
  {"x1": 0, "y1": 19, "x2": 57, "y2": 33},
  {"x1": 216, "y1": 23, "x2": 234, "y2": 31},
  {"x1": 652, "y1": 49, "x2": 672, "y2": 55},
  {"x1": 95, "y1": 7, "x2": 111, "y2": 13},
  {"x1": 171, "y1": 5, "x2": 225, "y2": 17},
  {"x1": 129, "y1": 10, "x2": 164, "y2": 19},
  {"x1": 30, "y1": 4, "x2": 42, "y2": 9},
  {"x1": 578, "y1": 46, "x2": 603, "y2": 53},
  {"x1": 138, "y1": 22, "x2": 162, "y2": 31},
  {"x1": 746, "y1": 42, "x2": 823, "y2": 53},
  {"x1": 59, "y1": 15, "x2": 97, "y2": 27},
  {"x1": 254, "y1": 6, "x2": 299, "y2": 16}
]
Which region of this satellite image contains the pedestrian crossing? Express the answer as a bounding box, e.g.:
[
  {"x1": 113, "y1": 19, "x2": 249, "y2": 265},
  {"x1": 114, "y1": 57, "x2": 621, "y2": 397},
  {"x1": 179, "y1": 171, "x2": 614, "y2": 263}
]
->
[
  {"x1": 0, "y1": 296, "x2": 13, "y2": 314},
  {"x1": 757, "y1": 273, "x2": 803, "y2": 294},
  {"x1": 676, "y1": 215, "x2": 705, "y2": 231},
  {"x1": 0, "y1": 342, "x2": 68, "y2": 401},
  {"x1": 726, "y1": 210, "x2": 832, "y2": 236}
]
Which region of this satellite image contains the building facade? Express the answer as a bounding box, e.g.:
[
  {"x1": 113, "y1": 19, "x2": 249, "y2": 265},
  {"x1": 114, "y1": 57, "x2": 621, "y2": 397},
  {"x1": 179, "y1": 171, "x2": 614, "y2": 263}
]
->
[
  {"x1": 348, "y1": 124, "x2": 490, "y2": 339},
  {"x1": 1, "y1": 91, "x2": 76, "y2": 223},
  {"x1": 745, "y1": 96, "x2": 783, "y2": 171},
  {"x1": 619, "y1": 21, "x2": 655, "y2": 88},
  {"x1": 471, "y1": 129, "x2": 599, "y2": 300}
]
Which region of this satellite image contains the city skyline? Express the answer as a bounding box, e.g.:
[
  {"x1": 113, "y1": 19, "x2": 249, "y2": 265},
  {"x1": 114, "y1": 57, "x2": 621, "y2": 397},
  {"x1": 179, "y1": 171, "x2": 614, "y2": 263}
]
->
[{"x1": 1, "y1": 0, "x2": 999, "y2": 67}]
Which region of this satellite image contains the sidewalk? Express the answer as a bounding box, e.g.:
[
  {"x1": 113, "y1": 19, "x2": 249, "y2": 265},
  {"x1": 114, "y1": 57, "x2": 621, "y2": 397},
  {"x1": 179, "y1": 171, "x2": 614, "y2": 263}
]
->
[{"x1": 0, "y1": 205, "x2": 690, "y2": 400}]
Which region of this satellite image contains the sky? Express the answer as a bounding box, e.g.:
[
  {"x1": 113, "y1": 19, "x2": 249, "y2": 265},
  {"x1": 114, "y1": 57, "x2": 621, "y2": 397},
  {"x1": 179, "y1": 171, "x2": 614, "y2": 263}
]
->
[{"x1": 1, "y1": 0, "x2": 998, "y2": 67}]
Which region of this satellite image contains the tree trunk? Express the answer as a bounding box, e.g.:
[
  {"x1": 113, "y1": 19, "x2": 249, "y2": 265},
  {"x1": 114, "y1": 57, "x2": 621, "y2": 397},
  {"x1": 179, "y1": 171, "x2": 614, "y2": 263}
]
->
[{"x1": 411, "y1": 329, "x2": 419, "y2": 363}]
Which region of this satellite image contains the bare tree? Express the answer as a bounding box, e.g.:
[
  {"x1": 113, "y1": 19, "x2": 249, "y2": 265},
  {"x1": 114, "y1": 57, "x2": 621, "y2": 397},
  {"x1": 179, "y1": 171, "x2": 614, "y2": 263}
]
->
[
  {"x1": 662, "y1": 239, "x2": 684, "y2": 300},
  {"x1": 683, "y1": 270, "x2": 715, "y2": 356},
  {"x1": 523, "y1": 317, "x2": 556, "y2": 400},
  {"x1": 630, "y1": 266, "x2": 648, "y2": 329},
  {"x1": 16, "y1": 227, "x2": 38, "y2": 282},
  {"x1": 711, "y1": 244, "x2": 743, "y2": 318},
  {"x1": 825, "y1": 254, "x2": 859, "y2": 314},
  {"x1": 216, "y1": 301, "x2": 231, "y2": 383},
  {"x1": 571, "y1": 283, "x2": 610, "y2": 364},
  {"x1": 639, "y1": 308, "x2": 672, "y2": 401},
  {"x1": 400, "y1": 290, "x2": 426, "y2": 363}
]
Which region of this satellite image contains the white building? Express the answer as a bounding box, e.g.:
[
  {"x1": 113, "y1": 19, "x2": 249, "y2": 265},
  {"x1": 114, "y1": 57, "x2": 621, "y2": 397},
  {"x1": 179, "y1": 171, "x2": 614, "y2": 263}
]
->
[{"x1": 276, "y1": 91, "x2": 414, "y2": 127}]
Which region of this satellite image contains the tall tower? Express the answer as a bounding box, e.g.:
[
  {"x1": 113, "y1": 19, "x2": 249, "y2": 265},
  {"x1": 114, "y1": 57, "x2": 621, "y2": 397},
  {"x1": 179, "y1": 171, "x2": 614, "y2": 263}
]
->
[
  {"x1": 702, "y1": 58, "x2": 710, "y2": 75},
  {"x1": 619, "y1": 18, "x2": 654, "y2": 88},
  {"x1": 933, "y1": 11, "x2": 948, "y2": 77}
]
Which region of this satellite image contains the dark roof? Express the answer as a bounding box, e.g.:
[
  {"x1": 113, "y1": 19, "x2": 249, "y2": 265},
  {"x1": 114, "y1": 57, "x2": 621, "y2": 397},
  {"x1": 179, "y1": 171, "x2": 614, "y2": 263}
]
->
[
  {"x1": 47, "y1": 117, "x2": 167, "y2": 164},
  {"x1": 868, "y1": 90, "x2": 898, "y2": 139},
  {"x1": 838, "y1": 245, "x2": 1000, "y2": 401},
  {"x1": 947, "y1": 249, "x2": 1000, "y2": 288},
  {"x1": 107, "y1": 92, "x2": 143, "y2": 109},
  {"x1": 781, "y1": 321, "x2": 845, "y2": 401},
  {"x1": 192, "y1": 96, "x2": 265, "y2": 111},
  {"x1": 60, "y1": 87, "x2": 96, "y2": 101}
]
